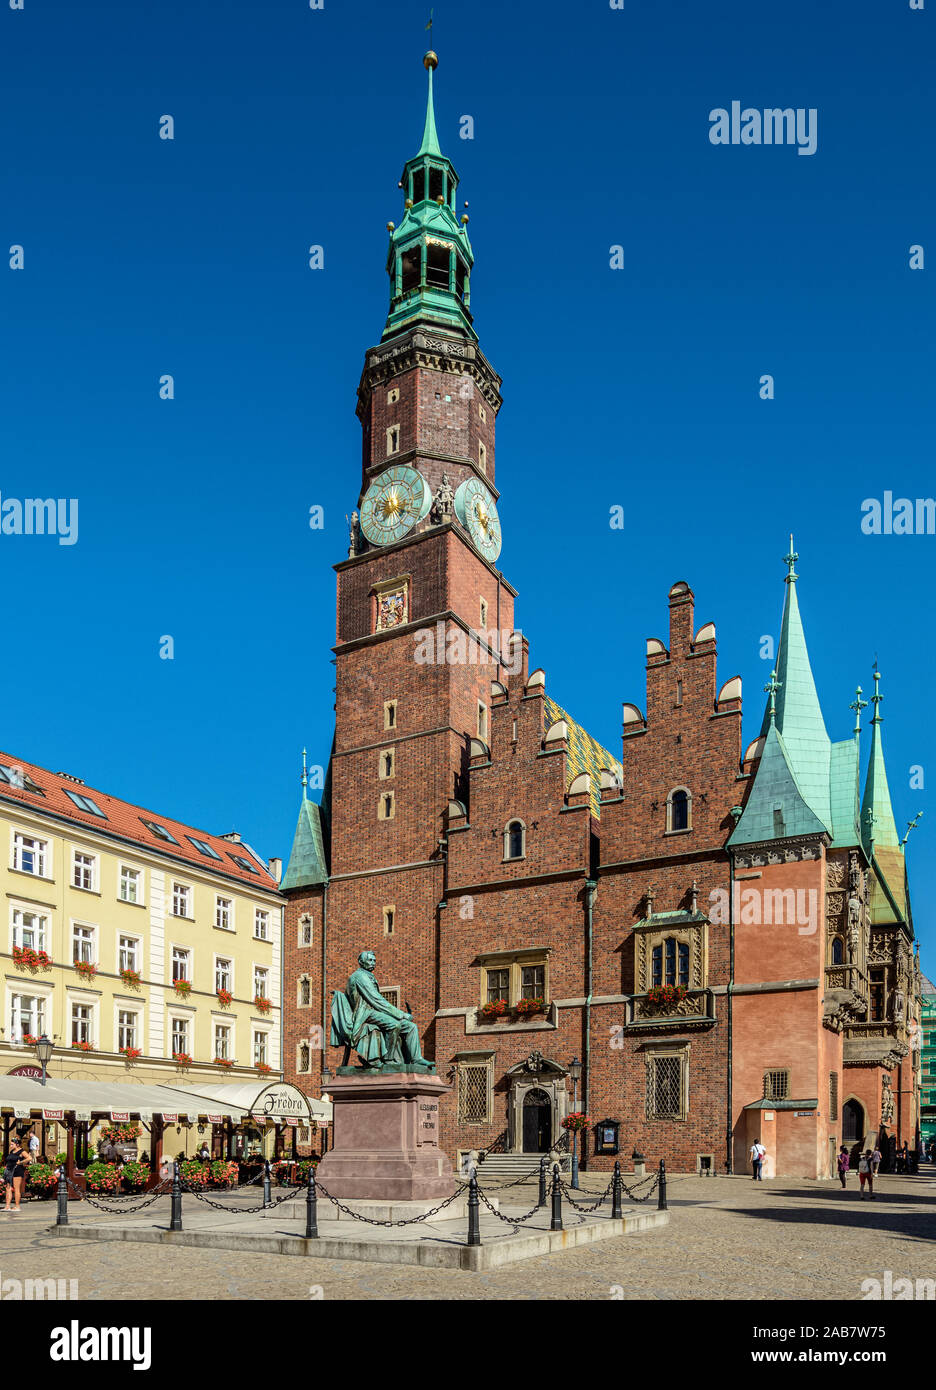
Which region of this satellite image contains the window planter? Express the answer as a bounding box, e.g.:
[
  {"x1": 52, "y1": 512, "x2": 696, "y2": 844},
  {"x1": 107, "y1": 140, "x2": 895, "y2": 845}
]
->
[
  {"x1": 119, "y1": 1047, "x2": 142, "y2": 1062},
  {"x1": 71, "y1": 1040, "x2": 95, "y2": 1052},
  {"x1": 216, "y1": 988, "x2": 233, "y2": 1008},
  {"x1": 73, "y1": 960, "x2": 98, "y2": 981},
  {"x1": 513, "y1": 997, "x2": 547, "y2": 1018},
  {"x1": 172, "y1": 980, "x2": 192, "y2": 998},
  {"x1": 172, "y1": 1051, "x2": 192, "y2": 1067},
  {"x1": 255, "y1": 1063, "x2": 272, "y2": 1075},
  {"x1": 120, "y1": 969, "x2": 141, "y2": 989},
  {"x1": 22, "y1": 1033, "x2": 39, "y2": 1047},
  {"x1": 12, "y1": 946, "x2": 52, "y2": 973},
  {"x1": 254, "y1": 996, "x2": 272, "y2": 1015},
  {"x1": 478, "y1": 1000, "x2": 508, "y2": 1022},
  {"x1": 214, "y1": 1056, "x2": 234, "y2": 1068},
  {"x1": 647, "y1": 984, "x2": 688, "y2": 1005}
]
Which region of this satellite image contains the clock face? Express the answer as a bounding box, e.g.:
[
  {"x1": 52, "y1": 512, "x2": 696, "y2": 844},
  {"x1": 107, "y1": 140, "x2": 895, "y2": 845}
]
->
[
  {"x1": 454, "y1": 478, "x2": 502, "y2": 563},
  {"x1": 360, "y1": 465, "x2": 431, "y2": 547}
]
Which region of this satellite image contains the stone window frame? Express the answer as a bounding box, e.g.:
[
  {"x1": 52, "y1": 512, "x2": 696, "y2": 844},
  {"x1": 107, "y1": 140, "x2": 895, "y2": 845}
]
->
[
  {"x1": 298, "y1": 914, "x2": 313, "y2": 948},
  {"x1": 479, "y1": 597, "x2": 488, "y2": 630},
  {"x1": 383, "y1": 699, "x2": 398, "y2": 731},
  {"x1": 378, "y1": 747, "x2": 395, "y2": 780},
  {"x1": 644, "y1": 1042, "x2": 689, "y2": 1121},
  {"x1": 763, "y1": 1068, "x2": 791, "y2": 1101},
  {"x1": 478, "y1": 440, "x2": 487, "y2": 474},
  {"x1": 296, "y1": 1039, "x2": 312, "y2": 1074},
  {"x1": 387, "y1": 388, "x2": 400, "y2": 405},
  {"x1": 455, "y1": 1052, "x2": 494, "y2": 1125},
  {"x1": 665, "y1": 786, "x2": 692, "y2": 835},
  {"x1": 478, "y1": 402, "x2": 487, "y2": 423},
  {"x1": 297, "y1": 974, "x2": 312, "y2": 1008},
  {"x1": 477, "y1": 701, "x2": 488, "y2": 741},
  {"x1": 503, "y1": 818, "x2": 526, "y2": 862},
  {"x1": 386, "y1": 423, "x2": 400, "y2": 455},
  {"x1": 478, "y1": 947, "x2": 550, "y2": 1010},
  {"x1": 383, "y1": 905, "x2": 396, "y2": 937},
  {"x1": 634, "y1": 918, "x2": 707, "y2": 994},
  {"x1": 378, "y1": 790, "x2": 396, "y2": 822},
  {"x1": 379, "y1": 985, "x2": 401, "y2": 1008}
]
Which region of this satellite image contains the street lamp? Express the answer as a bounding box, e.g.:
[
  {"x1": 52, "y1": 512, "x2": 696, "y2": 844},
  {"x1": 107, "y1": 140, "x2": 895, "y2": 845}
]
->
[
  {"x1": 569, "y1": 1056, "x2": 583, "y2": 1189},
  {"x1": 34, "y1": 1034, "x2": 53, "y2": 1087}
]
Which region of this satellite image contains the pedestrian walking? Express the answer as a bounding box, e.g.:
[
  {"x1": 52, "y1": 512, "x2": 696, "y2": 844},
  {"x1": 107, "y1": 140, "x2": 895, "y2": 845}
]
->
[
  {"x1": 3, "y1": 1137, "x2": 27, "y2": 1212},
  {"x1": 26, "y1": 1127, "x2": 40, "y2": 1162},
  {"x1": 837, "y1": 1144, "x2": 850, "y2": 1189},
  {"x1": 870, "y1": 1145, "x2": 882, "y2": 1177},
  {"x1": 750, "y1": 1139, "x2": 766, "y2": 1180},
  {"x1": 858, "y1": 1150, "x2": 875, "y2": 1200}
]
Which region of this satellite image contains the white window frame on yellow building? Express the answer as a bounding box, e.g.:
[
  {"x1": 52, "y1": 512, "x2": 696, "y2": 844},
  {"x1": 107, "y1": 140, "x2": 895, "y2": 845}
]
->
[
  {"x1": 71, "y1": 847, "x2": 98, "y2": 893},
  {"x1": 10, "y1": 827, "x2": 50, "y2": 878},
  {"x1": 253, "y1": 964, "x2": 269, "y2": 999},
  {"x1": 171, "y1": 881, "x2": 193, "y2": 919},
  {"x1": 68, "y1": 992, "x2": 98, "y2": 1048},
  {"x1": 71, "y1": 919, "x2": 97, "y2": 966},
  {"x1": 113, "y1": 1001, "x2": 143, "y2": 1053},
  {"x1": 7, "y1": 983, "x2": 52, "y2": 1044},
  {"x1": 9, "y1": 902, "x2": 50, "y2": 953},
  {"x1": 118, "y1": 862, "x2": 145, "y2": 906},
  {"x1": 116, "y1": 930, "x2": 141, "y2": 974},
  {"x1": 254, "y1": 908, "x2": 270, "y2": 942},
  {"x1": 214, "y1": 954, "x2": 233, "y2": 994},
  {"x1": 252, "y1": 1027, "x2": 271, "y2": 1066},
  {"x1": 213, "y1": 1018, "x2": 234, "y2": 1061},
  {"x1": 215, "y1": 895, "x2": 234, "y2": 932},
  {"x1": 169, "y1": 1011, "x2": 192, "y2": 1057},
  {"x1": 170, "y1": 942, "x2": 192, "y2": 984}
]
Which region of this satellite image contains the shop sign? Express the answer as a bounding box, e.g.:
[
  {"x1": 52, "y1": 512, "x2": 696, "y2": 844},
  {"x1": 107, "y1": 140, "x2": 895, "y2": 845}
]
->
[
  {"x1": 75, "y1": 1110, "x2": 91, "y2": 1122},
  {"x1": 284, "y1": 1118, "x2": 298, "y2": 1128},
  {"x1": 161, "y1": 1113, "x2": 178, "y2": 1122},
  {"x1": 110, "y1": 1111, "x2": 130, "y2": 1122},
  {"x1": 255, "y1": 1083, "x2": 313, "y2": 1119},
  {"x1": 207, "y1": 1113, "x2": 223, "y2": 1123},
  {"x1": 7, "y1": 1065, "x2": 43, "y2": 1079},
  {"x1": 41, "y1": 1109, "x2": 64, "y2": 1121},
  {"x1": 13, "y1": 1106, "x2": 31, "y2": 1119}
]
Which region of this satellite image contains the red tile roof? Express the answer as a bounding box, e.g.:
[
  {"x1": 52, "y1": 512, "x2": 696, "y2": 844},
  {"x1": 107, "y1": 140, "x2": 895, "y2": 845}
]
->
[{"x1": 0, "y1": 750, "x2": 279, "y2": 892}]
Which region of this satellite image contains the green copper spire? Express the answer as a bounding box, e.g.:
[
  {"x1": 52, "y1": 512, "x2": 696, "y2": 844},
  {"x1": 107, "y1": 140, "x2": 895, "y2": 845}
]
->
[
  {"x1": 860, "y1": 667, "x2": 900, "y2": 854},
  {"x1": 382, "y1": 51, "x2": 476, "y2": 342},
  {"x1": 282, "y1": 749, "x2": 328, "y2": 890},
  {"x1": 758, "y1": 537, "x2": 832, "y2": 831},
  {"x1": 417, "y1": 52, "x2": 442, "y2": 157}
]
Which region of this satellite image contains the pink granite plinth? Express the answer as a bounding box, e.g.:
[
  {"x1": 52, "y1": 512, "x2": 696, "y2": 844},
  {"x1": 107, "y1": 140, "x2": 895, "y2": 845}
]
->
[{"x1": 315, "y1": 1072, "x2": 455, "y2": 1201}]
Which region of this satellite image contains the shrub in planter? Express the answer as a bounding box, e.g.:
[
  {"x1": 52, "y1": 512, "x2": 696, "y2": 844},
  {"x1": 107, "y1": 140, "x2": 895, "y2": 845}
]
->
[
  {"x1": 209, "y1": 1159, "x2": 238, "y2": 1188},
  {"x1": 179, "y1": 1160, "x2": 209, "y2": 1187},
  {"x1": 121, "y1": 1162, "x2": 150, "y2": 1190},
  {"x1": 99, "y1": 1124, "x2": 142, "y2": 1145},
  {"x1": 85, "y1": 1162, "x2": 121, "y2": 1193},
  {"x1": 26, "y1": 1163, "x2": 59, "y2": 1195},
  {"x1": 514, "y1": 997, "x2": 546, "y2": 1017},
  {"x1": 646, "y1": 984, "x2": 688, "y2": 1005},
  {"x1": 54, "y1": 1152, "x2": 67, "y2": 1166}
]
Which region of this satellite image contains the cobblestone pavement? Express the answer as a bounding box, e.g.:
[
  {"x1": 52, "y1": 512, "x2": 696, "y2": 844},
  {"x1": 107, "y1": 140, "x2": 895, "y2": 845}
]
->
[{"x1": 3, "y1": 1167, "x2": 934, "y2": 1300}]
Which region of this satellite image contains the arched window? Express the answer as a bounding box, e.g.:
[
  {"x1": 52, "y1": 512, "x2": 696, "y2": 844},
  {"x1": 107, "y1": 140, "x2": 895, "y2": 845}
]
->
[
  {"x1": 667, "y1": 787, "x2": 691, "y2": 833},
  {"x1": 831, "y1": 937, "x2": 844, "y2": 965},
  {"x1": 299, "y1": 976, "x2": 311, "y2": 1007},
  {"x1": 298, "y1": 1043, "x2": 310, "y2": 1073},
  {"x1": 504, "y1": 819, "x2": 526, "y2": 860}
]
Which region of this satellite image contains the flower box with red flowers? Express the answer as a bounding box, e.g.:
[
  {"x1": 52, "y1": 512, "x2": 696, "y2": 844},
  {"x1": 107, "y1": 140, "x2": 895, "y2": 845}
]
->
[
  {"x1": 646, "y1": 984, "x2": 688, "y2": 1006},
  {"x1": 12, "y1": 945, "x2": 52, "y2": 973},
  {"x1": 85, "y1": 1162, "x2": 120, "y2": 1193},
  {"x1": 22, "y1": 1033, "x2": 39, "y2": 1046},
  {"x1": 73, "y1": 959, "x2": 98, "y2": 981},
  {"x1": 216, "y1": 988, "x2": 233, "y2": 1008},
  {"x1": 71, "y1": 1040, "x2": 95, "y2": 1052},
  {"x1": 561, "y1": 1111, "x2": 591, "y2": 1133},
  {"x1": 120, "y1": 968, "x2": 141, "y2": 989},
  {"x1": 214, "y1": 1056, "x2": 234, "y2": 1068},
  {"x1": 121, "y1": 1162, "x2": 150, "y2": 1190},
  {"x1": 172, "y1": 979, "x2": 192, "y2": 998},
  {"x1": 172, "y1": 1051, "x2": 192, "y2": 1067},
  {"x1": 26, "y1": 1163, "x2": 59, "y2": 1194},
  {"x1": 119, "y1": 1046, "x2": 142, "y2": 1062},
  {"x1": 209, "y1": 1159, "x2": 238, "y2": 1188},
  {"x1": 513, "y1": 997, "x2": 547, "y2": 1017},
  {"x1": 180, "y1": 1160, "x2": 210, "y2": 1187},
  {"x1": 255, "y1": 1062, "x2": 272, "y2": 1074},
  {"x1": 478, "y1": 999, "x2": 508, "y2": 1021},
  {"x1": 100, "y1": 1124, "x2": 141, "y2": 1144},
  {"x1": 254, "y1": 996, "x2": 272, "y2": 1015}
]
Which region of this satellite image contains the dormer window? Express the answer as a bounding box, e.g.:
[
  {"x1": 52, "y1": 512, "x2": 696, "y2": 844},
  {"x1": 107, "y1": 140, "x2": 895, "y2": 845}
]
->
[{"x1": 666, "y1": 787, "x2": 691, "y2": 833}]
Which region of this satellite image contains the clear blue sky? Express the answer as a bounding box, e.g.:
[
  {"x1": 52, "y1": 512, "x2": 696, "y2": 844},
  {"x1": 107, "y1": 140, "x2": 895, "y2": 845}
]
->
[{"x1": 3, "y1": 1, "x2": 933, "y2": 960}]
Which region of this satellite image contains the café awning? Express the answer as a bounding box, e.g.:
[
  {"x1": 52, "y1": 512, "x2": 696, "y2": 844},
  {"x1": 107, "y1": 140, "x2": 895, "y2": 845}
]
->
[
  {"x1": 179, "y1": 1081, "x2": 331, "y2": 1124},
  {"x1": 0, "y1": 1076, "x2": 331, "y2": 1124}
]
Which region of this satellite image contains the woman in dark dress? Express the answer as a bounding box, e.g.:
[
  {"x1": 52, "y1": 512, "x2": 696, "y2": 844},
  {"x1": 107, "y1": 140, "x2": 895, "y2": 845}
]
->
[{"x1": 3, "y1": 1137, "x2": 27, "y2": 1212}]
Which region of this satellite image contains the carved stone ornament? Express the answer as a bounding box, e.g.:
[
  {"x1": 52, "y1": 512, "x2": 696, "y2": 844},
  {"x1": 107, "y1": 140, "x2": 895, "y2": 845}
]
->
[
  {"x1": 881, "y1": 1074, "x2": 895, "y2": 1124},
  {"x1": 827, "y1": 858, "x2": 846, "y2": 889},
  {"x1": 826, "y1": 893, "x2": 845, "y2": 917},
  {"x1": 430, "y1": 473, "x2": 455, "y2": 525}
]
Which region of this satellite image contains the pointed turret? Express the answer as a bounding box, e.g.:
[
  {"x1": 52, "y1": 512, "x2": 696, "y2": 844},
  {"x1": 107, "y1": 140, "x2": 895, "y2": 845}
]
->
[
  {"x1": 757, "y1": 539, "x2": 832, "y2": 832},
  {"x1": 382, "y1": 51, "x2": 475, "y2": 341},
  {"x1": 281, "y1": 749, "x2": 329, "y2": 891},
  {"x1": 861, "y1": 668, "x2": 900, "y2": 855},
  {"x1": 730, "y1": 670, "x2": 829, "y2": 846}
]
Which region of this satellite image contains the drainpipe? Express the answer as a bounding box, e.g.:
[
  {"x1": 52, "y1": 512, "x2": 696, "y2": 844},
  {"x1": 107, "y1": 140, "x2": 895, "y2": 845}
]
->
[
  {"x1": 726, "y1": 852, "x2": 736, "y2": 1174},
  {"x1": 321, "y1": 880, "x2": 329, "y2": 1094},
  {"x1": 584, "y1": 877, "x2": 597, "y2": 1164}
]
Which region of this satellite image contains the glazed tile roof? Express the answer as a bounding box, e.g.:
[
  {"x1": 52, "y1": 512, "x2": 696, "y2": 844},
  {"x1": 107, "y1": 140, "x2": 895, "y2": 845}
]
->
[
  {"x1": 543, "y1": 695, "x2": 621, "y2": 816},
  {"x1": 0, "y1": 749, "x2": 278, "y2": 891}
]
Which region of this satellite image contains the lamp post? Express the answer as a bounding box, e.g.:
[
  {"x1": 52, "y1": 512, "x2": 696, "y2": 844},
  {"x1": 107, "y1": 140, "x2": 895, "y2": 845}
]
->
[
  {"x1": 569, "y1": 1056, "x2": 582, "y2": 1189},
  {"x1": 35, "y1": 1034, "x2": 53, "y2": 1087}
]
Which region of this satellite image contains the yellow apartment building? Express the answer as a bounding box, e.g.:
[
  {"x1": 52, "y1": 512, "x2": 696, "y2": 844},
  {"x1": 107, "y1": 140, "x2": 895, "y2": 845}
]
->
[{"x1": 0, "y1": 750, "x2": 285, "y2": 1157}]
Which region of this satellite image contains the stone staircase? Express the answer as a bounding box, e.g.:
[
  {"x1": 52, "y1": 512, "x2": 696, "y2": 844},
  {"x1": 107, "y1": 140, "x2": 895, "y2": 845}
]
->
[{"x1": 472, "y1": 1152, "x2": 570, "y2": 1180}]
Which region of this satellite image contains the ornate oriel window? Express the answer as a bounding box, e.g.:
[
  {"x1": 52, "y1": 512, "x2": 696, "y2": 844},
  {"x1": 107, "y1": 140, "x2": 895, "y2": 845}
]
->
[
  {"x1": 651, "y1": 937, "x2": 690, "y2": 988},
  {"x1": 634, "y1": 910, "x2": 707, "y2": 995}
]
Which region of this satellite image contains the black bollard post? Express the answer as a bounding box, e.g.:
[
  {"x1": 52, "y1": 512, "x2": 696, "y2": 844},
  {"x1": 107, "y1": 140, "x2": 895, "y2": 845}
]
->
[
  {"x1": 550, "y1": 1163, "x2": 563, "y2": 1232},
  {"x1": 170, "y1": 1159, "x2": 183, "y2": 1232},
  {"x1": 657, "y1": 1158, "x2": 667, "y2": 1212},
  {"x1": 263, "y1": 1159, "x2": 272, "y2": 1210},
  {"x1": 611, "y1": 1160, "x2": 622, "y2": 1220},
  {"x1": 305, "y1": 1165, "x2": 319, "y2": 1239},
  {"x1": 538, "y1": 1156, "x2": 548, "y2": 1208},
  {"x1": 466, "y1": 1170, "x2": 481, "y2": 1247},
  {"x1": 56, "y1": 1169, "x2": 68, "y2": 1227}
]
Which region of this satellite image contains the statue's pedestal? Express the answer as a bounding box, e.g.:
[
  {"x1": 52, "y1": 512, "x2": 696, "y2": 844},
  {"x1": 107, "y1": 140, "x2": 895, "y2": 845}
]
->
[{"x1": 316, "y1": 1071, "x2": 455, "y2": 1201}]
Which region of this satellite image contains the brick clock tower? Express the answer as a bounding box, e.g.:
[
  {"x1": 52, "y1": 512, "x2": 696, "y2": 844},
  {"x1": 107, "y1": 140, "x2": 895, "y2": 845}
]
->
[{"x1": 282, "y1": 51, "x2": 519, "y2": 1087}]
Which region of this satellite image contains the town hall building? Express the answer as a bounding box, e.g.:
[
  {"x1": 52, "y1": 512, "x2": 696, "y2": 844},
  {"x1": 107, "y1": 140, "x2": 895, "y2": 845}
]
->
[{"x1": 280, "y1": 52, "x2": 922, "y2": 1179}]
